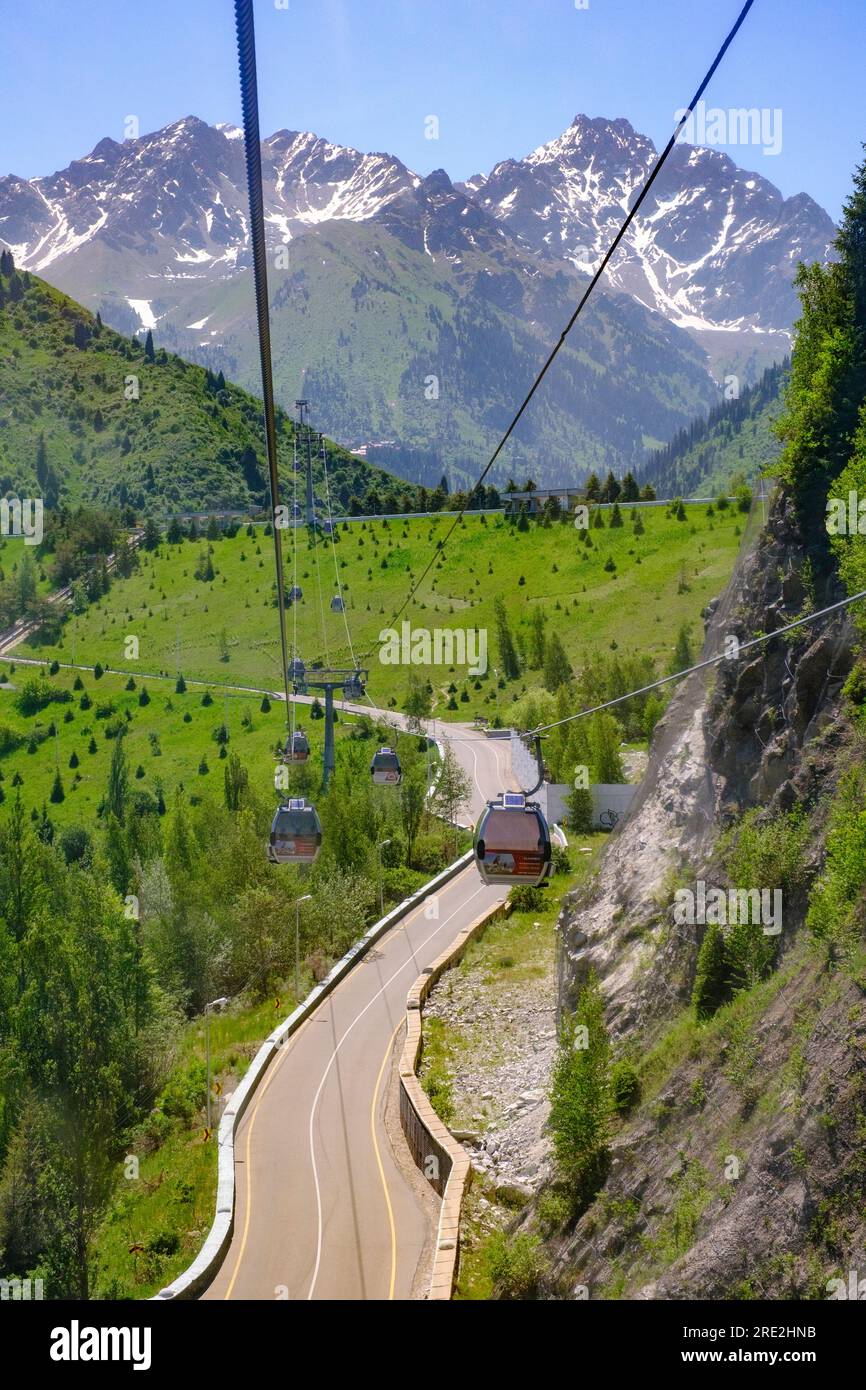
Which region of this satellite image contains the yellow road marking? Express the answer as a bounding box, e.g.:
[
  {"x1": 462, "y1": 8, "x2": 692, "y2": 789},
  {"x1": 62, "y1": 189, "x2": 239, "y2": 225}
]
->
[{"x1": 371, "y1": 1018, "x2": 404, "y2": 1302}]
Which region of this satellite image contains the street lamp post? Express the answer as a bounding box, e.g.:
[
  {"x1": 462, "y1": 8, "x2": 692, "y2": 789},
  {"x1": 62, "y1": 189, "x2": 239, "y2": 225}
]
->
[
  {"x1": 204, "y1": 996, "x2": 229, "y2": 1134},
  {"x1": 295, "y1": 894, "x2": 312, "y2": 1001},
  {"x1": 377, "y1": 839, "x2": 391, "y2": 918}
]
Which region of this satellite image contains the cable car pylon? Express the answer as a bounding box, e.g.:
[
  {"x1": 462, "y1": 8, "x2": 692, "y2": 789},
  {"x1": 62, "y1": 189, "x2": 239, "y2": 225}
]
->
[
  {"x1": 295, "y1": 399, "x2": 316, "y2": 528},
  {"x1": 291, "y1": 661, "x2": 368, "y2": 791}
]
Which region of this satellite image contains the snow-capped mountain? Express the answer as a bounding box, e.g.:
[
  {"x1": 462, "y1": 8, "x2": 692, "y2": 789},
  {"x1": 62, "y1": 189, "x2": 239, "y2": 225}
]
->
[
  {"x1": 0, "y1": 116, "x2": 515, "y2": 332},
  {"x1": 0, "y1": 113, "x2": 835, "y2": 483},
  {"x1": 461, "y1": 115, "x2": 835, "y2": 366},
  {"x1": 0, "y1": 113, "x2": 834, "y2": 358}
]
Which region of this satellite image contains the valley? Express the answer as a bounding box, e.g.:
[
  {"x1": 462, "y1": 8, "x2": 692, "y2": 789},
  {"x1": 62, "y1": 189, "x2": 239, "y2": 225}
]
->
[{"x1": 0, "y1": 0, "x2": 864, "y2": 1340}]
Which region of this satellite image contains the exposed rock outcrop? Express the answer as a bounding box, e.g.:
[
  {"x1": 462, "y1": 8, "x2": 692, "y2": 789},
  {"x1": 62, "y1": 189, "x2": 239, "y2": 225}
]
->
[{"x1": 536, "y1": 494, "x2": 866, "y2": 1299}]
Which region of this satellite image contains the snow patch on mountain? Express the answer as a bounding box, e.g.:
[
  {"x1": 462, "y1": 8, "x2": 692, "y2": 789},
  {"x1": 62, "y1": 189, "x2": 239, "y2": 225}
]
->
[{"x1": 127, "y1": 298, "x2": 157, "y2": 329}]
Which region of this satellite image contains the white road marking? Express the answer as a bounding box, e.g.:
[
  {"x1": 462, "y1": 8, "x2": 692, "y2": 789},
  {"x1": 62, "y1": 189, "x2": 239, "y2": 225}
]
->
[{"x1": 306, "y1": 880, "x2": 488, "y2": 1300}]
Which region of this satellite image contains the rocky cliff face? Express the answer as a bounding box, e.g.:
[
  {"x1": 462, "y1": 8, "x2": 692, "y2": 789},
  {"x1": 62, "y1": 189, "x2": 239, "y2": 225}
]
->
[
  {"x1": 539, "y1": 495, "x2": 866, "y2": 1299},
  {"x1": 706, "y1": 495, "x2": 854, "y2": 817}
]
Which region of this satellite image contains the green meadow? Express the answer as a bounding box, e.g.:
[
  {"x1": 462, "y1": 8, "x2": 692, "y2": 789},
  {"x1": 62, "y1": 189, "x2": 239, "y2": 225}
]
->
[
  {"x1": 0, "y1": 661, "x2": 354, "y2": 828},
  {"x1": 20, "y1": 503, "x2": 745, "y2": 724}
]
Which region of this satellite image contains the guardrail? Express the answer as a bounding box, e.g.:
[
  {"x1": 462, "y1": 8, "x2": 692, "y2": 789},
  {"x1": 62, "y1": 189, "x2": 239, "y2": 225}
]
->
[
  {"x1": 153, "y1": 849, "x2": 474, "y2": 1300},
  {"x1": 398, "y1": 898, "x2": 510, "y2": 1300}
]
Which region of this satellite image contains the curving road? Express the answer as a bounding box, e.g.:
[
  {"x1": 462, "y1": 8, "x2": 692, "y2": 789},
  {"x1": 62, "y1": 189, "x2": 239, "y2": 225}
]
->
[
  {"x1": 202, "y1": 719, "x2": 514, "y2": 1301},
  {"x1": 0, "y1": 596, "x2": 519, "y2": 1301}
]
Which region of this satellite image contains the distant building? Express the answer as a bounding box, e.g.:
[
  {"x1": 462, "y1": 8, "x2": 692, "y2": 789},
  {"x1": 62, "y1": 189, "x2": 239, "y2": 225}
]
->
[
  {"x1": 504, "y1": 486, "x2": 585, "y2": 515},
  {"x1": 538, "y1": 781, "x2": 637, "y2": 831}
]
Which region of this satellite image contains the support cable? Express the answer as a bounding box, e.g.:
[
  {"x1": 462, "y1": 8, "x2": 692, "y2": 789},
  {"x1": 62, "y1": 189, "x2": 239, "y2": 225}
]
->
[
  {"x1": 234, "y1": 0, "x2": 291, "y2": 719},
  {"x1": 362, "y1": 0, "x2": 757, "y2": 653},
  {"x1": 529, "y1": 588, "x2": 866, "y2": 735}
]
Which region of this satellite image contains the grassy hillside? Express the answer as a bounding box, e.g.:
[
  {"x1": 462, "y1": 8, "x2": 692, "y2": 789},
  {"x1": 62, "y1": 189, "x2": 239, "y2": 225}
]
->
[
  {"x1": 0, "y1": 263, "x2": 423, "y2": 514},
  {"x1": 16, "y1": 503, "x2": 746, "y2": 724},
  {"x1": 0, "y1": 663, "x2": 325, "y2": 829},
  {"x1": 642, "y1": 361, "x2": 786, "y2": 499}
]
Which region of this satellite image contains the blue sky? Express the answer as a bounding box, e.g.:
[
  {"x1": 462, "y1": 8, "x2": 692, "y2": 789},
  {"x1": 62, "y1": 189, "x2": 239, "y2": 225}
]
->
[{"x1": 1, "y1": 0, "x2": 863, "y2": 219}]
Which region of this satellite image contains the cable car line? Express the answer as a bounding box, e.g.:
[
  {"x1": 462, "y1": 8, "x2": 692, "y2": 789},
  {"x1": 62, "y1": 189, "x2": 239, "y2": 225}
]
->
[
  {"x1": 362, "y1": 0, "x2": 757, "y2": 656},
  {"x1": 319, "y1": 432, "x2": 357, "y2": 666},
  {"x1": 236, "y1": 0, "x2": 756, "y2": 880},
  {"x1": 528, "y1": 587, "x2": 866, "y2": 736},
  {"x1": 233, "y1": 0, "x2": 292, "y2": 723},
  {"x1": 234, "y1": 0, "x2": 326, "y2": 863},
  {"x1": 289, "y1": 431, "x2": 300, "y2": 748}
]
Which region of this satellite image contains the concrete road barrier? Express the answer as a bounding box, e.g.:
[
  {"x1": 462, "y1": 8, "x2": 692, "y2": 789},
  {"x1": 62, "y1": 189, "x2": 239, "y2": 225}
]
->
[{"x1": 398, "y1": 898, "x2": 510, "y2": 1300}]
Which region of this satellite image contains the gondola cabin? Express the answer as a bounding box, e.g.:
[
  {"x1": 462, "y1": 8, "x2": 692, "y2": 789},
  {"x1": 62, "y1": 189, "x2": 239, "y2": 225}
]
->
[
  {"x1": 370, "y1": 746, "x2": 402, "y2": 785},
  {"x1": 268, "y1": 799, "x2": 322, "y2": 865},
  {"x1": 342, "y1": 672, "x2": 366, "y2": 700},
  {"x1": 283, "y1": 729, "x2": 310, "y2": 762},
  {"x1": 330, "y1": 595, "x2": 345, "y2": 613},
  {"x1": 473, "y1": 792, "x2": 552, "y2": 887},
  {"x1": 289, "y1": 585, "x2": 303, "y2": 602},
  {"x1": 289, "y1": 658, "x2": 306, "y2": 691}
]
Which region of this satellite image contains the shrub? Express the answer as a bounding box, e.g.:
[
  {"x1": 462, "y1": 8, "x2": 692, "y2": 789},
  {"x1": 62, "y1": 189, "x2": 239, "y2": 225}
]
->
[
  {"x1": 156, "y1": 1063, "x2": 206, "y2": 1123},
  {"x1": 15, "y1": 676, "x2": 71, "y2": 716},
  {"x1": 807, "y1": 769, "x2": 866, "y2": 956},
  {"x1": 551, "y1": 844, "x2": 572, "y2": 875},
  {"x1": 508, "y1": 884, "x2": 545, "y2": 912},
  {"x1": 549, "y1": 971, "x2": 611, "y2": 1205},
  {"x1": 422, "y1": 1062, "x2": 454, "y2": 1124},
  {"x1": 58, "y1": 825, "x2": 91, "y2": 865},
  {"x1": 0, "y1": 724, "x2": 24, "y2": 756},
  {"x1": 692, "y1": 922, "x2": 728, "y2": 1020},
  {"x1": 145, "y1": 1229, "x2": 180, "y2": 1258},
  {"x1": 610, "y1": 1058, "x2": 641, "y2": 1113},
  {"x1": 536, "y1": 1188, "x2": 572, "y2": 1235},
  {"x1": 721, "y1": 808, "x2": 810, "y2": 988},
  {"x1": 484, "y1": 1231, "x2": 546, "y2": 1300}
]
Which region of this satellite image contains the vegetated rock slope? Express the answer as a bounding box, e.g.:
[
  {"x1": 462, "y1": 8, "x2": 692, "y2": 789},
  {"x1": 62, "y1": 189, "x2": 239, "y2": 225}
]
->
[
  {"x1": 0, "y1": 115, "x2": 834, "y2": 486},
  {"x1": 640, "y1": 360, "x2": 787, "y2": 499},
  {"x1": 533, "y1": 491, "x2": 865, "y2": 1298}
]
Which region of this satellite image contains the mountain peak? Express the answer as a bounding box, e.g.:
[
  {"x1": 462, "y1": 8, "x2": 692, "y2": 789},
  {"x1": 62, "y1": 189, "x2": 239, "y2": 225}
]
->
[
  {"x1": 88, "y1": 136, "x2": 121, "y2": 162},
  {"x1": 422, "y1": 168, "x2": 453, "y2": 193},
  {"x1": 568, "y1": 113, "x2": 640, "y2": 138}
]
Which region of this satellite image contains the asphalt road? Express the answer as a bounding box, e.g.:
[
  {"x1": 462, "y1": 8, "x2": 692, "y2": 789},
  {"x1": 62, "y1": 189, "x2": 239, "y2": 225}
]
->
[{"x1": 203, "y1": 721, "x2": 514, "y2": 1301}]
